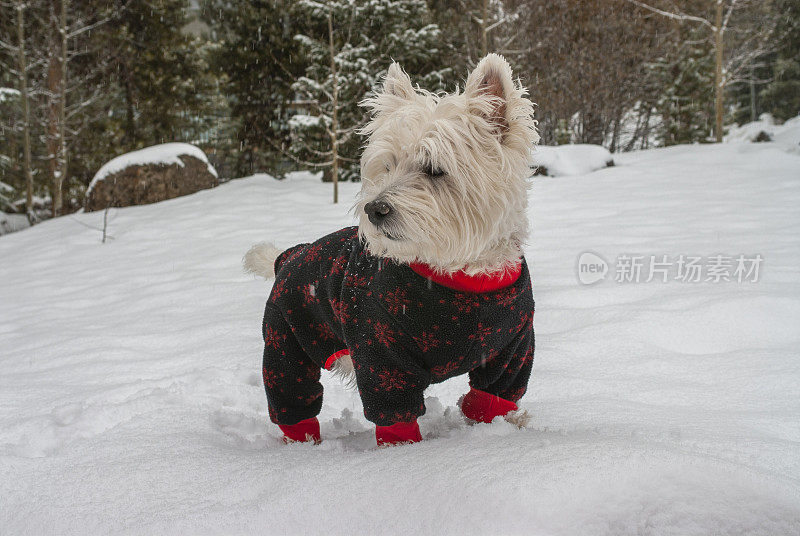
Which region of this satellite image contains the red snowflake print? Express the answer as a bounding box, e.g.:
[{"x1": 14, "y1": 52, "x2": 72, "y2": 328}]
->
[
  {"x1": 382, "y1": 288, "x2": 412, "y2": 315},
  {"x1": 262, "y1": 367, "x2": 283, "y2": 389},
  {"x1": 373, "y1": 321, "x2": 397, "y2": 348},
  {"x1": 329, "y1": 298, "x2": 351, "y2": 325},
  {"x1": 304, "y1": 391, "x2": 322, "y2": 404},
  {"x1": 511, "y1": 310, "x2": 534, "y2": 333},
  {"x1": 310, "y1": 321, "x2": 336, "y2": 342},
  {"x1": 494, "y1": 287, "x2": 519, "y2": 307},
  {"x1": 269, "y1": 278, "x2": 288, "y2": 301},
  {"x1": 413, "y1": 331, "x2": 440, "y2": 353},
  {"x1": 522, "y1": 346, "x2": 534, "y2": 364},
  {"x1": 303, "y1": 243, "x2": 323, "y2": 262},
  {"x1": 448, "y1": 293, "x2": 481, "y2": 314},
  {"x1": 377, "y1": 369, "x2": 408, "y2": 391},
  {"x1": 304, "y1": 363, "x2": 321, "y2": 381},
  {"x1": 431, "y1": 355, "x2": 466, "y2": 379},
  {"x1": 329, "y1": 254, "x2": 348, "y2": 277},
  {"x1": 504, "y1": 386, "x2": 527, "y2": 403},
  {"x1": 345, "y1": 273, "x2": 372, "y2": 288},
  {"x1": 391, "y1": 410, "x2": 418, "y2": 423},
  {"x1": 469, "y1": 322, "x2": 494, "y2": 347},
  {"x1": 264, "y1": 326, "x2": 285, "y2": 349}
]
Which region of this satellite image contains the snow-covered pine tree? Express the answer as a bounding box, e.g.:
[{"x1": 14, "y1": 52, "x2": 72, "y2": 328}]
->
[
  {"x1": 290, "y1": 0, "x2": 451, "y2": 202},
  {"x1": 758, "y1": 0, "x2": 800, "y2": 122},
  {"x1": 202, "y1": 0, "x2": 303, "y2": 177},
  {"x1": 654, "y1": 27, "x2": 715, "y2": 145}
]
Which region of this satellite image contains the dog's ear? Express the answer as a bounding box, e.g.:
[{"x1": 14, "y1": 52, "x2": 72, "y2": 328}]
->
[
  {"x1": 465, "y1": 53, "x2": 514, "y2": 136},
  {"x1": 383, "y1": 62, "x2": 415, "y2": 101}
]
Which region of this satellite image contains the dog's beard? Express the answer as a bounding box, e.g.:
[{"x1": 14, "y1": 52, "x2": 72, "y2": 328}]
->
[{"x1": 359, "y1": 215, "x2": 407, "y2": 255}]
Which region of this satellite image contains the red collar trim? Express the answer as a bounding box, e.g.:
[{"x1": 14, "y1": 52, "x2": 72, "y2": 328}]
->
[{"x1": 408, "y1": 261, "x2": 522, "y2": 293}]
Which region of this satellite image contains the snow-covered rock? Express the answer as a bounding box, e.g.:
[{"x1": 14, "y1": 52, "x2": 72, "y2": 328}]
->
[
  {"x1": 725, "y1": 113, "x2": 800, "y2": 147},
  {"x1": 531, "y1": 144, "x2": 615, "y2": 177},
  {"x1": 85, "y1": 143, "x2": 218, "y2": 212},
  {"x1": 0, "y1": 211, "x2": 29, "y2": 236},
  {"x1": 1, "y1": 143, "x2": 800, "y2": 534}
]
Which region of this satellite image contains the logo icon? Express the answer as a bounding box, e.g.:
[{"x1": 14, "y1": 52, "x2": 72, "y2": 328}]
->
[{"x1": 577, "y1": 251, "x2": 608, "y2": 285}]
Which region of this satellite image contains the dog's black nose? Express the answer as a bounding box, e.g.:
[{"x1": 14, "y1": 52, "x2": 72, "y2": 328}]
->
[{"x1": 364, "y1": 201, "x2": 392, "y2": 225}]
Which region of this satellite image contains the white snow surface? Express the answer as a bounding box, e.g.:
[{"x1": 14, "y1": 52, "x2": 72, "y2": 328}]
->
[
  {"x1": 1, "y1": 143, "x2": 800, "y2": 535},
  {"x1": 530, "y1": 143, "x2": 614, "y2": 176},
  {"x1": 86, "y1": 142, "x2": 218, "y2": 195},
  {"x1": 726, "y1": 113, "x2": 800, "y2": 148}
]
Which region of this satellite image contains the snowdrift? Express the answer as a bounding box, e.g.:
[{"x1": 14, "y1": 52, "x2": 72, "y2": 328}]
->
[
  {"x1": 530, "y1": 144, "x2": 614, "y2": 177},
  {"x1": 725, "y1": 113, "x2": 800, "y2": 147},
  {"x1": 1, "y1": 145, "x2": 800, "y2": 534}
]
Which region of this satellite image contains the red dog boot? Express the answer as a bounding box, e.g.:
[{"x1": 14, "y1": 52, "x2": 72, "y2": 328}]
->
[
  {"x1": 375, "y1": 420, "x2": 422, "y2": 447},
  {"x1": 279, "y1": 417, "x2": 321, "y2": 444},
  {"x1": 460, "y1": 387, "x2": 518, "y2": 423}
]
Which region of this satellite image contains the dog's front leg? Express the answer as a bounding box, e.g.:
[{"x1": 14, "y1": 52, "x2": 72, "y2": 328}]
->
[
  {"x1": 462, "y1": 325, "x2": 534, "y2": 426},
  {"x1": 350, "y1": 355, "x2": 430, "y2": 447}
]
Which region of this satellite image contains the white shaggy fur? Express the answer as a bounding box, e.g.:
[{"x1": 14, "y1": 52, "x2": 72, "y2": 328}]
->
[
  {"x1": 243, "y1": 243, "x2": 284, "y2": 279},
  {"x1": 330, "y1": 354, "x2": 358, "y2": 390},
  {"x1": 358, "y1": 54, "x2": 539, "y2": 275}
]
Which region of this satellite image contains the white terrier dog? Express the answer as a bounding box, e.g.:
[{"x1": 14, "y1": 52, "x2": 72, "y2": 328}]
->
[{"x1": 246, "y1": 54, "x2": 538, "y2": 446}]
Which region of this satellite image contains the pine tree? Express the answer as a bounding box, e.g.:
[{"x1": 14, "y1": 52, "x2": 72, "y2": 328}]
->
[
  {"x1": 290, "y1": 0, "x2": 451, "y2": 201},
  {"x1": 655, "y1": 27, "x2": 715, "y2": 145},
  {"x1": 759, "y1": 0, "x2": 800, "y2": 121},
  {"x1": 202, "y1": 0, "x2": 303, "y2": 177},
  {"x1": 106, "y1": 0, "x2": 214, "y2": 150}
]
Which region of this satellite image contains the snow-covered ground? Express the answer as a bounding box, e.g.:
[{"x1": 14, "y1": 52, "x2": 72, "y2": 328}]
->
[{"x1": 1, "y1": 143, "x2": 799, "y2": 535}]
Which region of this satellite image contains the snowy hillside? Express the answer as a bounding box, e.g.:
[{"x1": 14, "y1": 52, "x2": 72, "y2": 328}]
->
[{"x1": 1, "y1": 143, "x2": 800, "y2": 535}]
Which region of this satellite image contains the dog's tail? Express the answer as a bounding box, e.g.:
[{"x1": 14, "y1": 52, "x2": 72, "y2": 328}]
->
[{"x1": 243, "y1": 243, "x2": 284, "y2": 279}]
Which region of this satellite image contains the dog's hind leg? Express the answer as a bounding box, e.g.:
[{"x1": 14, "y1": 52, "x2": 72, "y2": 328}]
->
[{"x1": 262, "y1": 304, "x2": 324, "y2": 443}]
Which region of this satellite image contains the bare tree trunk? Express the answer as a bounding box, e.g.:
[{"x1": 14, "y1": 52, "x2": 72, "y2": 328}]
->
[
  {"x1": 327, "y1": 7, "x2": 338, "y2": 204},
  {"x1": 481, "y1": 0, "x2": 488, "y2": 57},
  {"x1": 749, "y1": 64, "x2": 756, "y2": 122},
  {"x1": 15, "y1": 2, "x2": 34, "y2": 222},
  {"x1": 123, "y1": 64, "x2": 137, "y2": 149},
  {"x1": 610, "y1": 109, "x2": 622, "y2": 153},
  {"x1": 714, "y1": 0, "x2": 724, "y2": 142},
  {"x1": 641, "y1": 106, "x2": 652, "y2": 149},
  {"x1": 46, "y1": 55, "x2": 61, "y2": 216},
  {"x1": 58, "y1": 0, "x2": 69, "y2": 213},
  {"x1": 45, "y1": 1, "x2": 66, "y2": 216}
]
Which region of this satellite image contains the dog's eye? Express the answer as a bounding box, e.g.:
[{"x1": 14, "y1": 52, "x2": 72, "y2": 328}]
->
[
  {"x1": 384, "y1": 162, "x2": 391, "y2": 172},
  {"x1": 423, "y1": 163, "x2": 445, "y2": 179}
]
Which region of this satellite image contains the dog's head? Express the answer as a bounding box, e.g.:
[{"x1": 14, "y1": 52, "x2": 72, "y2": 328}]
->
[{"x1": 357, "y1": 54, "x2": 538, "y2": 275}]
